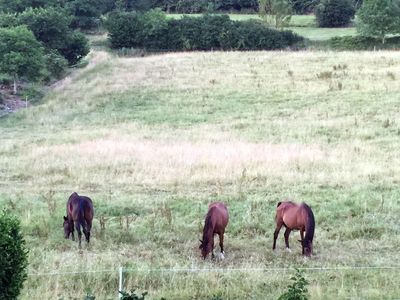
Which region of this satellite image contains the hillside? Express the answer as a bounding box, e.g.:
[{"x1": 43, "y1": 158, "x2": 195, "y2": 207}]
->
[{"x1": 1, "y1": 49, "x2": 400, "y2": 299}]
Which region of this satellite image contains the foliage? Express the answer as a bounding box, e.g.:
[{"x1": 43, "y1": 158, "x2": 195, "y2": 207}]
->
[
  {"x1": 278, "y1": 268, "x2": 309, "y2": 300},
  {"x1": 106, "y1": 10, "x2": 303, "y2": 51},
  {"x1": 58, "y1": 31, "x2": 90, "y2": 65},
  {"x1": 315, "y1": 0, "x2": 355, "y2": 27},
  {"x1": 329, "y1": 35, "x2": 400, "y2": 50},
  {"x1": 259, "y1": 0, "x2": 292, "y2": 29},
  {"x1": 356, "y1": 0, "x2": 400, "y2": 44},
  {"x1": 0, "y1": 210, "x2": 29, "y2": 300},
  {"x1": 0, "y1": 13, "x2": 19, "y2": 27},
  {"x1": 18, "y1": 7, "x2": 72, "y2": 50},
  {"x1": 1, "y1": 7, "x2": 90, "y2": 66},
  {"x1": 64, "y1": 0, "x2": 103, "y2": 30},
  {"x1": 119, "y1": 289, "x2": 148, "y2": 300},
  {"x1": 0, "y1": 0, "x2": 58, "y2": 13},
  {"x1": 44, "y1": 50, "x2": 69, "y2": 80},
  {"x1": 289, "y1": 0, "x2": 319, "y2": 14},
  {"x1": 0, "y1": 26, "x2": 45, "y2": 92}
]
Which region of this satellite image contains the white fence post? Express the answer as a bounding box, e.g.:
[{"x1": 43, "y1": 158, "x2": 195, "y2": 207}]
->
[{"x1": 118, "y1": 266, "x2": 124, "y2": 300}]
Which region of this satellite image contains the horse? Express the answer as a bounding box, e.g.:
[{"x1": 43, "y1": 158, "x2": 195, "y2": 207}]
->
[
  {"x1": 199, "y1": 202, "x2": 229, "y2": 260},
  {"x1": 63, "y1": 192, "x2": 94, "y2": 248},
  {"x1": 272, "y1": 200, "x2": 315, "y2": 256}
]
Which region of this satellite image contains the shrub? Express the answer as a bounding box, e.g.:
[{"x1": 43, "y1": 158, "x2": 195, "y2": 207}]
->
[
  {"x1": 315, "y1": 0, "x2": 355, "y2": 27},
  {"x1": 59, "y1": 31, "x2": 90, "y2": 65},
  {"x1": 44, "y1": 50, "x2": 69, "y2": 80},
  {"x1": 278, "y1": 268, "x2": 309, "y2": 300},
  {"x1": 106, "y1": 10, "x2": 303, "y2": 51},
  {"x1": 289, "y1": 0, "x2": 319, "y2": 14},
  {"x1": 0, "y1": 210, "x2": 29, "y2": 300},
  {"x1": 65, "y1": 0, "x2": 103, "y2": 30},
  {"x1": 329, "y1": 35, "x2": 400, "y2": 50}
]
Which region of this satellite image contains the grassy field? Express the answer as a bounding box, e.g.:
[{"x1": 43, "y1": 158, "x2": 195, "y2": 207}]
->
[
  {"x1": 168, "y1": 13, "x2": 357, "y2": 41},
  {"x1": 1, "y1": 49, "x2": 400, "y2": 299}
]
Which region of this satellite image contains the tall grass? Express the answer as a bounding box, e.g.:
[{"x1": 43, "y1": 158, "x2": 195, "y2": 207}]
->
[{"x1": 1, "y1": 50, "x2": 400, "y2": 299}]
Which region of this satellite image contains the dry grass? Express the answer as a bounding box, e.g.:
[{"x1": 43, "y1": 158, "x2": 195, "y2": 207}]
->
[{"x1": 1, "y1": 49, "x2": 400, "y2": 299}]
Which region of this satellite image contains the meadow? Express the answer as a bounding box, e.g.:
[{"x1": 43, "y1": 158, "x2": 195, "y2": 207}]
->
[{"x1": 1, "y1": 48, "x2": 400, "y2": 299}]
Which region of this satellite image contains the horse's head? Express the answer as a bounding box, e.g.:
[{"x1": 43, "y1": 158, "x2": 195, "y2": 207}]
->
[
  {"x1": 63, "y1": 216, "x2": 73, "y2": 239},
  {"x1": 199, "y1": 239, "x2": 213, "y2": 259},
  {"x1": 299, "y1": 240, "x2": 313, "y2": 257}
]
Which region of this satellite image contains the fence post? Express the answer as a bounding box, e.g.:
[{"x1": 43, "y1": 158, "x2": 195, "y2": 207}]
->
[{"x1": 118, "y1": 266, "x2": 124, "y2": 299}]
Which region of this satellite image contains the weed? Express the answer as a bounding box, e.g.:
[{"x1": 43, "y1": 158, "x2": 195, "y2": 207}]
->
[{"x1": 278, "y1": 268, "x2": 309, "y2": 300}]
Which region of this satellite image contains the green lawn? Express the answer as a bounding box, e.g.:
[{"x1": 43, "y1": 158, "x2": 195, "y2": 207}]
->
[{"x1": 1, "y1": 49, "x2": 400, "y2": 299}]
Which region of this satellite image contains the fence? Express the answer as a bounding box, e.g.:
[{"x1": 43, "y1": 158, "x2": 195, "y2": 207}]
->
[{"x1": 27, "y1": 265, "x2": 400, "y2": 299}]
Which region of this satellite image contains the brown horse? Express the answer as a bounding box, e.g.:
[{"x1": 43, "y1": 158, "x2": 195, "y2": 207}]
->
[
  {"x1": 272, "y1": 200, "x2": 315, "y2": 256},
  {"x1": 199, "y1": 202, "x2": 229, "y2": 260},
  {"x1": 63, "y1": 192, "x2": 94, "y2": 248}
]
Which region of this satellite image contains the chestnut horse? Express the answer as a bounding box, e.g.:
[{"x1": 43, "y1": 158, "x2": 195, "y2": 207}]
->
[
  {"x1": 63, "y1": 192, "x2": 94, "y2": 248},
  {"x1": 272, "y1": 200, "x2": 315, "y2": 256},
  {"x1": 199, "y1": 202, "x2": 229, "y2": 259}
]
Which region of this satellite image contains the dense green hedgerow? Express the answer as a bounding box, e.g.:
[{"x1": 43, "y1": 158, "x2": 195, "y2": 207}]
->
[
  {"x1": 329, "y1": 35, "x2": 400, "y2": 50},
  {"x1": 105, "y1": 11, "x2": 303, "y2": 51}
]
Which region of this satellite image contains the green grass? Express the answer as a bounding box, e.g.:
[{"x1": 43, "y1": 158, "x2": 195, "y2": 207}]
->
[
  {"x1": 167, "y1": 13, "x2": 357, "y2": 41},
  {"x1": 1, "y1": 50, "x2": 400, "y2": 299}
]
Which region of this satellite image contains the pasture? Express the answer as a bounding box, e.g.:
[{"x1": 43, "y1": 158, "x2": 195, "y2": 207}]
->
[{"x1": 1, "y1": 49, "x2": 400, "y2": 299}]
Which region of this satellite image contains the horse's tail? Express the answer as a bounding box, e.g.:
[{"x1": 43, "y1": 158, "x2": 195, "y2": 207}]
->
[{"x1": 303, "y1": 203, "x2": 315, "y2": 243}]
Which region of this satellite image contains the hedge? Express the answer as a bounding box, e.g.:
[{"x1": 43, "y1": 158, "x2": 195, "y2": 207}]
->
[
  {"x1": 105, "y1": 11, "x2": 304, "y2": 51},
  {"x1": 329, "y1": 35, "x2": 400, "y2": 50}
]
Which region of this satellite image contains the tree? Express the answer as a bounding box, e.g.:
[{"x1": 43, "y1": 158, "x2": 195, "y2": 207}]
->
[
  {"x1": 0, "y1": 26, "x2": 45, "y2": 93},
  {"x1": 357, "y1": 0, "x2": 400, "y2": 43},
  {"x1": 289, "y1": 0, "x2": 319, "y2": 14},
  {"x1": 18, "y1": 7, "x2": 72, "y2": 50},
  {"x1": 0, "y1": 0, "x2": 58, "y2": 13},
  {"x1": 0, "y1": 210, "x2": 29, "y2": 299},
  {"x1": 315, "y1": 0, "x2": 355, "y2": 27},
  {"x1": 258, "y1": 0, "x2": 292, "y2": 29},
  {"x1": 65, "y1": 0, "x2": 103, "y2": 30}
]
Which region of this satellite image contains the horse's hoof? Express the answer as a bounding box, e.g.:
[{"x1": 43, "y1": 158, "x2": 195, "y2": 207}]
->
[
  {"x1": 219, "y1": 252, "x2": 225, "y2": 260},
  {"x1": 285, "y1": 248, "x2": 292, "y2": 253}
]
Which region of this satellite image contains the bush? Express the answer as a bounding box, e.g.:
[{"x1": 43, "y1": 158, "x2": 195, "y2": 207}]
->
[
  {"x1": 66, "y1": 0, "x2": 102, "y2": 30},
  {"x1": 0, "y1": 210, "x2": 29, "y2": 300},
  {"x1": 44, "y1": 50, "x2": 69, "y2": 80},
  {"x1": 289, "y1": 0, "x2": 319, "y2": 14},
  {"x1": 278, "y1": 268, "x2": 309, "y2": 300},
  {"x1": 329, "y1": 35, "x2": 400, "y2": 50},
  {"x1": 59, "y1": 31, "x2": 90, "y2": 65},
  {"x1": 315, "y1": 0, "x2": 355, "y2": 27},
  {"x1": 106, "y1": 11, "x2": 303, "y2": 51}
]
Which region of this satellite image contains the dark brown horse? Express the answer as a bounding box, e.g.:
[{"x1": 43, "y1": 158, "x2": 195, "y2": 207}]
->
[
  {"x1": 199, "y1": 202, "x2": 229, "y2": 259},
  {"x1": 63, "y1": 192, "x2": 94, "y2": 248},
  {"x1": 272, "y1": 200, "x2": 315, "y2": 256}
]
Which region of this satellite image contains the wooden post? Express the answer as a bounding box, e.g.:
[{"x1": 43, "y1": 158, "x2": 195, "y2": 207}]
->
[{"x1": 118, "y1": 266, "x2": 124, "y2": 299}]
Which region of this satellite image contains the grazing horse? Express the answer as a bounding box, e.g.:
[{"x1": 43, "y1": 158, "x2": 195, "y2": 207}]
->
[
  {"x1": 63, "y1": 192, "x2": 94, "y2": 248},
  {"x1": 199, "y1": 202, "x2": 229, "y2": 260},
  {"x1": 272, "y1": 200, "x2": 315, "y2": 256}
]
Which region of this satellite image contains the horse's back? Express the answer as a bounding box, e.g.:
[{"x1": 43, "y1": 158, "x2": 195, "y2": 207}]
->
[
  {"x1": 67, "y1": 193, "x2": 94, "y2": 221},
  {"x1": 276, "y1": 201, "x2": 305, "y2": 230},
  {"x1": 208, "y1": 202, "x2": 229, "y2": 230}
]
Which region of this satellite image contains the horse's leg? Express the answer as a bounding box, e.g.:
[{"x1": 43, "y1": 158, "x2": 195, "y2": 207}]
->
[
  {"x1": 219, "y1": 232, "x2": 224, "y2": 254},
  {"x1": 273, "y1": 221, "x2": 283, "y2": 250},
  {"x1": 75, "y1": 222, "x2": 82, "y2": 248},
  {"x1": 284, "y1": 228, "x2": 292, "y2": 250},
  {"x1": 71, "y1": 221, "x2": 75, "y2": 241},
  {"x1": 84, "y1": 219, "x2": 92, "y2": 243},
  {"x1": 300, "y1": 229, "x2": 305, "y2": 255}
]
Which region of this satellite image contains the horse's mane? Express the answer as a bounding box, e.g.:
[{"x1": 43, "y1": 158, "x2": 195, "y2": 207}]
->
[
  {"x1": 302, "y1": 203, "x2": 315, "y2": 243},
  {"x1": 202, "y1": 209, "x2": 215, "y2": 246}
]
